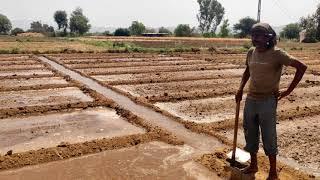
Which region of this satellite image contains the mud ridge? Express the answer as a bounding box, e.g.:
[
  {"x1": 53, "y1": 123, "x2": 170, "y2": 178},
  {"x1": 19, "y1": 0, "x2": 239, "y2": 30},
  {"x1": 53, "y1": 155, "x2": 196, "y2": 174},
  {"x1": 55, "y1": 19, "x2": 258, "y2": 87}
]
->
[{"x1": 197, "y1": 148, "x2": 314, "y2": 180}]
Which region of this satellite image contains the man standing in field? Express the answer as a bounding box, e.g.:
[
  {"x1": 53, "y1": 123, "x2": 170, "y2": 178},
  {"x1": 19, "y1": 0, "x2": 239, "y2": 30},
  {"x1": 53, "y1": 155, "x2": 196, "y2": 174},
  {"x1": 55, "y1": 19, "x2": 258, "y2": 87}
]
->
[{"x1": 235, "y1": 23, "x2": 307, "y2": 179}]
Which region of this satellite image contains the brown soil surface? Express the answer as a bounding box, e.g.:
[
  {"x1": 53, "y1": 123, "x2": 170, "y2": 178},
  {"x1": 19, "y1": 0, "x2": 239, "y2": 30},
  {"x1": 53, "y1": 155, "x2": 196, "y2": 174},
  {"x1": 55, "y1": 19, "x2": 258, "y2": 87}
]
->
[
  {"x1": 0, "y1": 69, "x2": 54, "y2": 78},
  {"x1": 61, "y1": 56, "x2": 188, "y2": 64},
  {"x1": 77, "y1": 63, "x2": 241, "y2": 75},
  {"x1": 0, "y1": 64, "x2": 45, "y2": 71},
  {"x1": 115, "y1": 74, "x2": 320, "y2": 102},
  {"x1": 197, "y1": 148, "x2": 314, "y2": 180},
  {"x1": 94, "y1": 68, "x2": 244, "y2": 85},
  {"x1": 67, "y1": 59, "x2": 210, "y2": 69},
  {"x1": 215, "y1": 115, "x2": 320, "y2": 177},
  {"x1": 0, "y1": 60, "x2": 38, "y2": 65},
  {"x1": 0, "y1": 77, "x2": 70, "y2": 91},
  {"x1": 0, "y1": 107, "x2": 146, "y2": 154},
  {"x1": 2, "y1": 52, "x2": 319, "y2": 178},
  {"x1": 0, "y1": 87, "x2": 94, "y2": 109},
  {"x1": 0, "y1": 142, "x2": 220, "y2": 180}
]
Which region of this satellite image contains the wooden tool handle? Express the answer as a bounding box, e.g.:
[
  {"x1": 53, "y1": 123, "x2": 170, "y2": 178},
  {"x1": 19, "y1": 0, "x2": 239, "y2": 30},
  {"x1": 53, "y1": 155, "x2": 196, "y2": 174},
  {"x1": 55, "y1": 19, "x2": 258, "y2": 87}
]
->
[{"x1": 231, "y1": 101, "x2": 241, "y2": 162}]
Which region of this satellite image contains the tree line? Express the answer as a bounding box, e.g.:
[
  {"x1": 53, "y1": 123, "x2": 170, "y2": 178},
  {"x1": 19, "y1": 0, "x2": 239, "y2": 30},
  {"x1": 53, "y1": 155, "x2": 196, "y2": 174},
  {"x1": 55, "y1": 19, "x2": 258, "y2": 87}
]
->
[{"x1": 0, "y1": 1, "x2": 320, "y2": 42}]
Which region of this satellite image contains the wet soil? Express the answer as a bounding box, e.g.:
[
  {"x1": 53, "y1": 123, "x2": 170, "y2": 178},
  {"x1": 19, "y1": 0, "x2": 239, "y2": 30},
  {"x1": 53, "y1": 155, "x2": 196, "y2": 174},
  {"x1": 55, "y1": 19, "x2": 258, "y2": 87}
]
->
[
  {"x1": 0, "y1": 142, "x2": 220, "y2": 180},
  {"x1": 0, "y1": 77, "x2": 69, "y2": 91},
  {"x1": 0, "y1": 87, "x2": 94, "y2": 109},
  {"x1": 1, "y1": 52, "x2": 319, "y2": 179},
  {"x1": 0, "y1": 107, "x2": 146, "y2": 154},
  {"x1": 215, "y1": 115, "x2": 320, "y2": 177}
]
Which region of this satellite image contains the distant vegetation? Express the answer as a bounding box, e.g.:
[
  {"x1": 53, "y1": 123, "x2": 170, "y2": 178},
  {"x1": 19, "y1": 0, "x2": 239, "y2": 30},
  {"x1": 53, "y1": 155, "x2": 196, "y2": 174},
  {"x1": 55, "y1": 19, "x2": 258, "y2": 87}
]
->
[
  {"x1": 0, "y1": 14, "x2": 12, "y2": 34},
  {"x1": 1, "y1": 3, "x2": 320, "y2": 41},
  {"x1": 114, "y1": 28, "x2": 131, "y2": 36}
]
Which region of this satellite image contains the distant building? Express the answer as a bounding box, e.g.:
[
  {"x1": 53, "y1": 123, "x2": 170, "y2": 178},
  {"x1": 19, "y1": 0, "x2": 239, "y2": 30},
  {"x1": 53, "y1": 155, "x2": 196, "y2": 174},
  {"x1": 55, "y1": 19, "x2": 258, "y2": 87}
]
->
[
  {"x1": 142, "y1": 33, "x2": 169, "y2": 37},
  {"x1": 299, "y1": 29, "x2": 306, "y2": 43}
]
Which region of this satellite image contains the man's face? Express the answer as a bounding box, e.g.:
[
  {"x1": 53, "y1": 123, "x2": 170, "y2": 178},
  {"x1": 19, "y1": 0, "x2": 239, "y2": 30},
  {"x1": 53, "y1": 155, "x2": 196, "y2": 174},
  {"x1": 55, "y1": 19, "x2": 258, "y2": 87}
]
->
[{"x1": 251, "y1": 31, "x2": 271, "y2": 50}]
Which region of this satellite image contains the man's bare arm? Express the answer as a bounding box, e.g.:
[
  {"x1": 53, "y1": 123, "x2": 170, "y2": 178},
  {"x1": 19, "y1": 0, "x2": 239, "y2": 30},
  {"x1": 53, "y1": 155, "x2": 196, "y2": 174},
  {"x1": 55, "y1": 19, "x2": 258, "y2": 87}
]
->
[
  {"x1": 235, "y1": 66, "x2": 250, "y2": 102},
  {"x1": 278, "y1": 60, "x2": 307, "y2": 100}
]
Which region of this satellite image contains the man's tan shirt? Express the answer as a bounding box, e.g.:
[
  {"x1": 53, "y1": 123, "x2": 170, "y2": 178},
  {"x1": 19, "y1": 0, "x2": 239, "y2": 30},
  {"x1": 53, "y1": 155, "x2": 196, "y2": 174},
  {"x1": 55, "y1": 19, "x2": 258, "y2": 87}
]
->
[{"x1": 246, "y1": 47, "x2": 296, "y2": 99}]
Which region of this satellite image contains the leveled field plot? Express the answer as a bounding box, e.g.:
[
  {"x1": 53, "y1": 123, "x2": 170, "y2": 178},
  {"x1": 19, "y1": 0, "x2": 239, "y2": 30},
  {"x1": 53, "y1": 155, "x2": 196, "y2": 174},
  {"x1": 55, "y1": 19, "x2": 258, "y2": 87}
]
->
[
  {"x1": 116, "y1": 78, "x2": 240, "y2": 102},
  {"x1": 76, "y1": 63, "x2": 241, "y2": 75},
  {"x1": 0, "y1": 59, "x2": 37, "y2": 65},
  {"x1": 93, "y1": 68, "x2": 245, "y2": 85},
  {"x1": 156, "y1": 96, "x2": 239, "y2": 123},
  {"x1": 67, "y1": 59, "x2": 210, "y2": 69},
  {"x1": 0, "y1": 69, "x2": 53, "y2": 78},
  {"x1": 46, "y1": 52, "x2": 320, "y2": 178},
  {"x1": 0, "y1": 142, "x2": 219, "y2": 180},
  {"x1": 115, "y1": 74, "x2": 320, "y2": 102},
  {"x1": 0, "y1": 77, "x2": 69, "y2": 91},
  {"x1": 60, "y1": 56, "x2": 187, "y2": 64},
  {"x1": 0, "y1": 87, "x2": 93, "y2": 109},
  {"x1": 216, "y1": 115, "x2": 320, "y2": 177},
  {"x1": 155, "y1": 86, "x2": 320, "y2": 123},
  {"x1": 0, "y1": 107, "x2": 145, "y2": 154},
  {"x1": 0, "y1": 64, "x2": 45, "y2": 71}
]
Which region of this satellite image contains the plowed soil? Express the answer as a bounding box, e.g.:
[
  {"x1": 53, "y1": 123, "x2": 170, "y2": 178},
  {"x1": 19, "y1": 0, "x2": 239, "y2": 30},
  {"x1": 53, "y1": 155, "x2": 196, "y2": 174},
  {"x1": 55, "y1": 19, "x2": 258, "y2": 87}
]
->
[
  {"x1": 47, "y1": 52, "x2": 320, "y2": 179},
  {"x1": 1, "y1": 51, "x2": 319, "y2": 179}
]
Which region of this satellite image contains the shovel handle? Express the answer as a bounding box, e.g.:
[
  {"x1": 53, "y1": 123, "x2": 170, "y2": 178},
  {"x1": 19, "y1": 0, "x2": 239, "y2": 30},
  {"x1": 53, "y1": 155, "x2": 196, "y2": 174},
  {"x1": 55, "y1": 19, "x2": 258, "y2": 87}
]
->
[{"x1": 231, "y1": 101, "x2": 241, "y2": 162}]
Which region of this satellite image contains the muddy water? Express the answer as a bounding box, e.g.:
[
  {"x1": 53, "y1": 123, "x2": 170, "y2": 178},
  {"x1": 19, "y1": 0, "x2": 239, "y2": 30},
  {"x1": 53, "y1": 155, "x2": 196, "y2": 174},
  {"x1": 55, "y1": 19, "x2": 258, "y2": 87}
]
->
[
  {"x1": 0, "y1": 142, "x2": 221, "y2": 180},
  {"x1": 0, "y1": 69, "x2": 53, "y2": 77},
  {"x1": 38, "y1": 56, "x2": 223, "y2": 152},
  {"x1": 0, "y1": 77, "x2": 69, "y2": 89},
  {"x1": 0, "y1": 107, "x2": 145, "y2": 154},
  {"x1": 0, "y1": 87, "x2": 93, "y2": 109}
]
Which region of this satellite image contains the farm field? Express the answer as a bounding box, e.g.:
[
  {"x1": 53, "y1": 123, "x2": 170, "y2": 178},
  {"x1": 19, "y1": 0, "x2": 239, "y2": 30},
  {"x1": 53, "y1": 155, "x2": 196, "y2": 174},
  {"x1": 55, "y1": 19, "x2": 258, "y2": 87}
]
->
[
  {"x1": 44, "y1": 50, "x2": 320, "y2": 179},
  {"x1": 0, "y1": 37, "x2": 320, "y2": 179}
]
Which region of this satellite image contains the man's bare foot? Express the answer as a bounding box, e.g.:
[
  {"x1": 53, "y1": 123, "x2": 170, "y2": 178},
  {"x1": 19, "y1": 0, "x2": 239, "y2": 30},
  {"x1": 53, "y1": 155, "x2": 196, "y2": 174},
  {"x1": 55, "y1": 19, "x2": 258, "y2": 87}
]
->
[{"x1": 241, "y1": 165, "x2": 258, "y2": 174}]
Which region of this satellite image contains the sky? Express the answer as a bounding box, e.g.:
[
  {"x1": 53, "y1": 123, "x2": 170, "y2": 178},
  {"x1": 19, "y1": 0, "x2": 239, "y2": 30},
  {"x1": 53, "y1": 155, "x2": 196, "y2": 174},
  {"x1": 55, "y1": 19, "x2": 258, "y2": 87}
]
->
[{"x1": 1, "y1": 0, "x2": 319, "y2": 30}]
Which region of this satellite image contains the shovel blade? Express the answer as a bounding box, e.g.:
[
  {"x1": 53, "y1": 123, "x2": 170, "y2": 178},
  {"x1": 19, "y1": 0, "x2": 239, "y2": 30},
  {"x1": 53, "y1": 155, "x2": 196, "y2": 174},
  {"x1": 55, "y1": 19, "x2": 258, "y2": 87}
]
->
[{"x1": 227, "y1": 148, "x2": 250, "y2": 164}]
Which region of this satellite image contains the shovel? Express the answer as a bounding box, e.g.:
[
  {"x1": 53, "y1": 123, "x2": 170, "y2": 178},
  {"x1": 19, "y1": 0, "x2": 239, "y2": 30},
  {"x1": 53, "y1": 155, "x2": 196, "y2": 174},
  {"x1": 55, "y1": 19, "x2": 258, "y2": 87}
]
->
[{"x1": 227, "y1": 100, "x2": 250, "y2": 166}]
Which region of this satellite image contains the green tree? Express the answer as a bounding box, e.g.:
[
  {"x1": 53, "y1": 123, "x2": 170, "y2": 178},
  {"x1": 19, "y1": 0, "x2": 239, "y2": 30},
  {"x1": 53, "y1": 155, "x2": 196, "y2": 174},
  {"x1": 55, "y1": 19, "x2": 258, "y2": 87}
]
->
[
  {"x1": 114, "y1": 28, "x2": 130, "y2": 36},
  {"x1": 158, "y1": 27, "x2": 172, "y2": 34},
  {"x1": 129, "y1": 21, "x2": 145, "y2": 36},
  {"x1": 197, "y1": 0, "x2": 225, "y2": 33},
  {"x1": 299, "y1": 15, "x2": 317, "y2": 43},
  {"x1": 54, "y1": 10, "x2": 68, "y2": 34},
  {"x1": 69, "y1": 7, "x2": 91, "y2": 35},
  {"x1": 103, "y1": 30, "x2": 112, "y2": 36},
  {"x1": 30, "y1": 21, "x2": 43, "y2": 33},
  {"x1": 174, "y1": 24, "x2": 194, "y2": 37},
  {"x1": 29, "y1": 21, "x2": 55, "y2": 36},
  {"x1": 11, "y1": 27, "x2": 24, "y2": 36},
  {"x1": 218, "y1": 19, "x2": 230, "y2": 37},
  {"x1": 0, "y1": 14, "x2": 12, "y2": 34},
  {"x1": 280, "y1": 23, "x2": 300, "y2": 39},
  {"x1": 233, "y1": 17, "x2": 257, "y2": 38},
  {"x1": 314, "y1": 4, "x2": 320, "y2": 40},
  {"x1": 145, "y1": 28, "x2": 156, "y2": 33}
]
